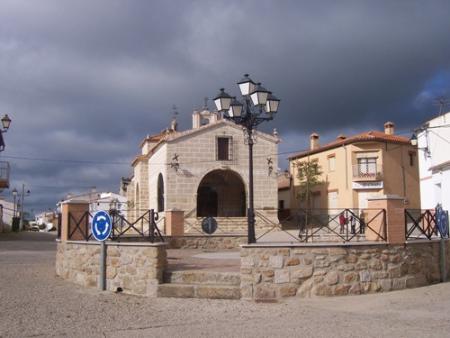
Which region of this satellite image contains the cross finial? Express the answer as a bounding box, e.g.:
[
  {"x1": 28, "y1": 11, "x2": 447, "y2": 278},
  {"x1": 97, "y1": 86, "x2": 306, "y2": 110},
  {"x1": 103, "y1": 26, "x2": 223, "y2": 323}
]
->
[{"x1": 203, "y1": 97, "x2": 208, "y2": 110}]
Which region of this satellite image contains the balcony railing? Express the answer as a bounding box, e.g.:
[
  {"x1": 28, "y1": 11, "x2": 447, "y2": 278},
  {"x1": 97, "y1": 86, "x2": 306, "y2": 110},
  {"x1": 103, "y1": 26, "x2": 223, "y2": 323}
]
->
[
  {"x1": 0, "y1": 161, "x2": 10, "y2": 189},
  {"x1": 352, "y1": 164, "x2": 382, "y2": 181}
]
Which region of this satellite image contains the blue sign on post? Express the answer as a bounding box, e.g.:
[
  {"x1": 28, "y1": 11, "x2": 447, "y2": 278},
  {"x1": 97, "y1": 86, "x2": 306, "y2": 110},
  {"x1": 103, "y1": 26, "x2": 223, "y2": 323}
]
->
[{"x1": 91, "y1": 210, "x2": 112, "y2": 241}]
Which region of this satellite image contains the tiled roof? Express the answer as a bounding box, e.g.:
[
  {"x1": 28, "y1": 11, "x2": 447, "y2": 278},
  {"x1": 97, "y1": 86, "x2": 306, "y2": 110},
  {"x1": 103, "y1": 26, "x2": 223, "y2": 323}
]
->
[
  {"x1": 289, "y1": 130, "x2": 411, "y2": 160},
  {"x1": 277, "y1": 174, "x2": 291, "y2": 190},
  {"x1": 139, "y1": 129, "x2": 175, "y2": 148}
]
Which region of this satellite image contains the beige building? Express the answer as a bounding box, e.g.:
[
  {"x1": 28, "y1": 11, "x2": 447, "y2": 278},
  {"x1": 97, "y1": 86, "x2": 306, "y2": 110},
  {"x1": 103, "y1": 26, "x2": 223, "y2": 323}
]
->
[
  {"x1": 122, "y1": 109, "x2": 280, "y2": 233},
  {"x1": 288, "y1": 122, "x2": 420, "y2": 210}
]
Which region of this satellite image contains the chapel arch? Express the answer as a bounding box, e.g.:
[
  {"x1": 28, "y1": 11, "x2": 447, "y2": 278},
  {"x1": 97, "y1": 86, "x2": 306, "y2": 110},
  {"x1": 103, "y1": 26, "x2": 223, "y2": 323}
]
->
[{"x1": 196, "y1": 169, "x2": 246, "y2": 217}]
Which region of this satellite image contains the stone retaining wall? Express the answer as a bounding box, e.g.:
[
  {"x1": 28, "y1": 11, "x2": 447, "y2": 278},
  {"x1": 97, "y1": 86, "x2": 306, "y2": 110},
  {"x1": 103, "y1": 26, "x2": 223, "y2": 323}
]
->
[
  {"x1": 240, "y1": 240, "x2": 449, "y2": 301},
  {"x1": 56, "y1": 241, "x2": 167, "y2": 296},
  {"x1": 166, "y1": 235, "x2": 247, "y2": 249}
]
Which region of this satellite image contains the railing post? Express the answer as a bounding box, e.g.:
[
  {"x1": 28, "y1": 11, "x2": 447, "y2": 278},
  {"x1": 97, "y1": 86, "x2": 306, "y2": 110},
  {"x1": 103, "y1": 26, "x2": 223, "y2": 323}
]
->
[
  {"x1": 60, "y1": 201, "x2": 89, "y2": 241},
  {"x1": 165, "y1": 209, "x2": 184, "y2": 236},
  {"x1": 149, "y1": 209, "x2": 155, "y2": 243},
  {"x1": 367, "y1": 195, "x2": 405, "y2": 244}
]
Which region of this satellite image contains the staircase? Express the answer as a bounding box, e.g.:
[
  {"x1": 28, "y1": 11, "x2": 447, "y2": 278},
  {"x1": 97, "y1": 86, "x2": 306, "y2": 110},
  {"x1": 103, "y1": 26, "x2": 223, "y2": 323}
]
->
[
  {"x1": 157, "y1": 270, "x2": 241, "y2": 300},
  {"x1": 185, "y1": 216, "x2": 275, "y2": 234}
]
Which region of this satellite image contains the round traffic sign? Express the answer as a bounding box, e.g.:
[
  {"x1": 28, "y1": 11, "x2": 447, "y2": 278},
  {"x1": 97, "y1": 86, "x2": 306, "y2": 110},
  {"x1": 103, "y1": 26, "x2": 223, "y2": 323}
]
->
[
  {"x1": 201, "y1": 217, "x2": 218, "y2": 234},
  {"x1": 91, "y1": 210, "x2": 112, "y2": 241}
]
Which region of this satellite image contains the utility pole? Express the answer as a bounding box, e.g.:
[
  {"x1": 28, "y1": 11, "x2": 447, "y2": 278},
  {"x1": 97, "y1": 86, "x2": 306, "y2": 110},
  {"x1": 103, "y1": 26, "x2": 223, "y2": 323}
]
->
[{"x1": 19, "y1": 183, "x2": 30, "y2": 231}]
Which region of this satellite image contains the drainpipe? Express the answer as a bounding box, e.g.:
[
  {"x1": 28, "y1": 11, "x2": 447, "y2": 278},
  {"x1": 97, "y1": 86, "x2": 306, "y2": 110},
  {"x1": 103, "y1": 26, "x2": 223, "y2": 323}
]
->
[{"x1": 343, "y1": 144, "x2": 348, "y2": 190}]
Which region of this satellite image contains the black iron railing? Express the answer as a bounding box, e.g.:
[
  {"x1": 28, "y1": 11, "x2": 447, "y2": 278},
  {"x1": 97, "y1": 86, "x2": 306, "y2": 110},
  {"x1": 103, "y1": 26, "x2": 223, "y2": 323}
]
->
[
  {"x1": 264, "y1": 208, "x2": 386, "y2": 243},
  {"x1": 67, "y1": 209, "x2": 164, "y2": 243},
  {"x1": 405, "y1": 209, "x2": 448, "y2": 240},
  {"x1": 110, "y1": 209, "x2": 164, "y2": 242}
]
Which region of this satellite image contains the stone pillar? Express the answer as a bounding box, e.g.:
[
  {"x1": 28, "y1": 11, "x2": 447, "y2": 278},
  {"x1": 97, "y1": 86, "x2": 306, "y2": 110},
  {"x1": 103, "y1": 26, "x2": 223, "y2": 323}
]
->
[
  {"x1": 60, "y1": 201, "x2": 90, "y2": 241},
  {"x1": 367, "y1": 195, "x2": 405, "y2": 244},
  {"x1": 165, "y1": 209, "x2": 184, "y2": 236}
]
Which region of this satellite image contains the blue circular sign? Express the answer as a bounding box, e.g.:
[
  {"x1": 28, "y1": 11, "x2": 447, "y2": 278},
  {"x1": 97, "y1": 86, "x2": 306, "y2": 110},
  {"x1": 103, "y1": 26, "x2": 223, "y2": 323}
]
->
[{"x1": 91, "y1": 210, "x2": 112, "y2": 241}]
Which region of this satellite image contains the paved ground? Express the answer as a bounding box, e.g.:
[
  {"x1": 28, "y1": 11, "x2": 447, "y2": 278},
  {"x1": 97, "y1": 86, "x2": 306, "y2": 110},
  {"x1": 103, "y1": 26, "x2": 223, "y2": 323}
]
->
[{"x1": 1, "y1": 232, "x2": 450, "y2": 337}]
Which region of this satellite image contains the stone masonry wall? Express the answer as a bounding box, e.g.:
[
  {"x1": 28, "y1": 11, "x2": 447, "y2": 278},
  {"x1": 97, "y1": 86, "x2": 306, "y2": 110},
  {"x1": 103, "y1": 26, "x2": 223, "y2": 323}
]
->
[
  {"x1": 166, "y1": 235, "x2": 247, "y2": 249},
  {"x1": 241, "y1": 241, "x2": 449, "y2": 301},
  {"x1": 56, "y1": 241, "x2": 167, "y2": 296}
]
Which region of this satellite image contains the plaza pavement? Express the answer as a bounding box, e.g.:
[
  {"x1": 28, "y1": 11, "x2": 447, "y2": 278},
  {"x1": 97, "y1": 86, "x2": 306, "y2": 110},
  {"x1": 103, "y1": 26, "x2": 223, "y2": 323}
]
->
[{"x1": 1, "y1": 231, "x2": 450, "y2": 337}]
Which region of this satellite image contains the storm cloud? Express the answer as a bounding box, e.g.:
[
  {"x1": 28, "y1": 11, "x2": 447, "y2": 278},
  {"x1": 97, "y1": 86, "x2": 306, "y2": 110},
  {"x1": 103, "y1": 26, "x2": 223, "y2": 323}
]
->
[{"x1": 1, "y1": 0, "x2": 449, "y2": 212}]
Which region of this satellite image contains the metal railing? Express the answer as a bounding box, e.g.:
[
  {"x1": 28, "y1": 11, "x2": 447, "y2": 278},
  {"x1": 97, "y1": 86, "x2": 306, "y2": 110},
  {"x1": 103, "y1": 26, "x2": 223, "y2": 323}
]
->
[
  {"x1": 352, "y1": 164, "x2": 382, "y2": 181},
  {"x1": 263, "y1": 208, "x2": 387, "y2": 243},
  {"x1": 405, "y1": 209, "x2": 448, "y2": 240},
  {"x1": 67, "y1": 209, "x2": 164, "y2": 242}
]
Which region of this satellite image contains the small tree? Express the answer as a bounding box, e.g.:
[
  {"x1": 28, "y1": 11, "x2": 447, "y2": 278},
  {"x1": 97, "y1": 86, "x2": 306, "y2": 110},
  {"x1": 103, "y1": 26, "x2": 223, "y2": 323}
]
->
[
  {"x1": 296, "y1": 160, "x2": 323, "y2": 228},
  {"x1": 296, "y1": 161, "x2": 323, "y2": 207}
]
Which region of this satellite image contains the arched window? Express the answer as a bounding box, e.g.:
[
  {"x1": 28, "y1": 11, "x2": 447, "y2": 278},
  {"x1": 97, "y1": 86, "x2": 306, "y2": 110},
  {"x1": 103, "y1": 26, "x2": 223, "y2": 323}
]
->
[
  {"x1": 135, "y1": 183, "x2": 140, "y2": 215},
  {"x1": 157, "y1": 174, "x2": 164, "y2": 212}
]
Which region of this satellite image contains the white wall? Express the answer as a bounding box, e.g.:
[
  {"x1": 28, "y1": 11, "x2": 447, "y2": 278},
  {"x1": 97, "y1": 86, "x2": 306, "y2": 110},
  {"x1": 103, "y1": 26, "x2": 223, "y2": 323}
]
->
[
  {"x1": 0, "y1": 199, "x2": 16, "y2": 232},
  {"x1": 417, "y1": 112, "x2": 450, "y2": 210}
]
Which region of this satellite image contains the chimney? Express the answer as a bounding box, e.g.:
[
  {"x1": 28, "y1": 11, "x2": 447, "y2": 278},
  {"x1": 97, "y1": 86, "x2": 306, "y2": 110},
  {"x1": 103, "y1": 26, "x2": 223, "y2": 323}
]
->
[
  {"x1": 337, "y1": 134, "x2": 346, "y2": 141},
  {"x1": 384, "y1": 121, "x2": 395, "y2": 135},
  {"x1": 192, "y1": 111, "x2": 201, "y2": 129},
  {"x1": 310, "y1": 133, "x2": 320, "y2": 150},
  {"x1": 210, "y1": 112, "x2": 218, "y2": 124}
]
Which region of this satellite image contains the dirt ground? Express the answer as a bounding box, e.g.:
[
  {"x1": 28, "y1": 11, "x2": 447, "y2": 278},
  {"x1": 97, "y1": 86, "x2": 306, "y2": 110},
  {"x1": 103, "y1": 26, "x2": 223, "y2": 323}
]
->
[{"x1": 1, "y1": 232, "x2": 450, "y2": 338}]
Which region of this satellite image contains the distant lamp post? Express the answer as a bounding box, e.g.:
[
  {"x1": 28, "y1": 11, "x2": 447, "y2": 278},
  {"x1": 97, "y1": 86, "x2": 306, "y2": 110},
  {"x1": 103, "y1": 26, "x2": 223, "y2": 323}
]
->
[
  {"x1": 213, "y1": 74, "x2": 280, "y2": 244},
  {"x1": 0, "y1": 114, "x2": 11, "y2": 152},
  {"x1": 1, "y1": 114, "x2": 11, "y2": 130},
  {"x1": 410, "y1": 133, "x2": 418, "y2": 146}
]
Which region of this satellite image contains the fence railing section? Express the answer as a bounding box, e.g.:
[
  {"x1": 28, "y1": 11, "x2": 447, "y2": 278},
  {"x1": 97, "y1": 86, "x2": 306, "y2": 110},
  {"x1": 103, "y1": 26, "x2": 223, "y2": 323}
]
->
[
  {"x1": 271, "y1": 208, "x2": 386, "y2": 243},
  {"x1": 67, "y1": 209, "x2": 164, "y2": 243},
  {"x1": 405, "y1": 209, "x2": 448, "y2": 240}
]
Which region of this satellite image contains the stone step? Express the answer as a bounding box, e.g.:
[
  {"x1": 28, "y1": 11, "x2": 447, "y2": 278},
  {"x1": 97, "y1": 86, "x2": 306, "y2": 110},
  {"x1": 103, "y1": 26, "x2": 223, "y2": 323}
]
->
[
  {"x1": 164, "y1": 270, "x2": 240, "y2": 286},
  {"x1": 157, "y1": 283, "x2": 241, "y2": 300}
]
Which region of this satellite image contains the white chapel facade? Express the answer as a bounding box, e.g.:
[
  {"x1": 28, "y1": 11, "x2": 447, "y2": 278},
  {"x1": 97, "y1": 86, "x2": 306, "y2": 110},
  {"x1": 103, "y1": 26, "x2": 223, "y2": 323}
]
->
[{"x1": 122, "y1": 109, "x2": 280, "y2": 233}]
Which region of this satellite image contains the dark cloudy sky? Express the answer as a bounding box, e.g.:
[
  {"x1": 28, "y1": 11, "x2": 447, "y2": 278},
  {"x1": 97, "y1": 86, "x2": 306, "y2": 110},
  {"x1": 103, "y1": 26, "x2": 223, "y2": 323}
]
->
[{"x1": 1, "y1": 0, "x2": 450, "y2": 213}]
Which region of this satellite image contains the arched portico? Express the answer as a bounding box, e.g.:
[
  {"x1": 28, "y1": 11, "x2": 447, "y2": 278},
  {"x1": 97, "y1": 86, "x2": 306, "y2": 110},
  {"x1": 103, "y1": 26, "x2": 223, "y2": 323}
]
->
[{"x1": 197, "y1": 169, "x2": 246, "y2": 217}]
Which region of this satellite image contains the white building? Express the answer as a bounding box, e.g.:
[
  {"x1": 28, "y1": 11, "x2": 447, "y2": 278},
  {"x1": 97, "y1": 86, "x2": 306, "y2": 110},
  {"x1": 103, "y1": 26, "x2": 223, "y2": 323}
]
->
[
  {"x1": 415, "y1": 112, "x2": 450, "y2": 211},
  {"x1": 0, "y1": 198, "x2": 16, "y2": 232},
  {"x1": 59, "y1": 190, "x2": 127, "y2": 217}
]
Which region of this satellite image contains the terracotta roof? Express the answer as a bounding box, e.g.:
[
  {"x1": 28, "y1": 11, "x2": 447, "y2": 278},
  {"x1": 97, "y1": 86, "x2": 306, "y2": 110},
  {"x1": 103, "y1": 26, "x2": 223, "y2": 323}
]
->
[
  {"x1": 289, "y1": 130, "x2": 411, "y2": 160},
  {"x1": 131, "y1": 154, "x2": 150, "y2": 167},
  {"x1": 277, "y1": 174, "x2": 291, "y2": 190},
  {"x1": 139, "y1": 129, "x2": 176, "y2": 148}
]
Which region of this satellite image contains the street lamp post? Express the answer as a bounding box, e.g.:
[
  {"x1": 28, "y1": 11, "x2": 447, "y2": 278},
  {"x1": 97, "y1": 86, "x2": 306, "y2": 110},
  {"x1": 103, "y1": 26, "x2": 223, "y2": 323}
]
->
[{"x1": 213, "y1": 74, "x2": 280, "y2": 244}]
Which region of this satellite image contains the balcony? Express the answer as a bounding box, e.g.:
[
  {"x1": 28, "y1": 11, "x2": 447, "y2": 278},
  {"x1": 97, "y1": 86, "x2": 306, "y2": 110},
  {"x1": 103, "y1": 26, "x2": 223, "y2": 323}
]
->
[
  {"x1": 352, "y1": 164, "x2": 382, "y2": 181},
  {"x1": 0, "y1": 161, "x2": 10, "y2": 189}
]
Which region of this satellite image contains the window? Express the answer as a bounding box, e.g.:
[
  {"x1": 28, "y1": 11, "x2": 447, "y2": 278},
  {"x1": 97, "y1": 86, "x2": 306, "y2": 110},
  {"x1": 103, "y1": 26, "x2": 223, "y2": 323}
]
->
[
  {"x1": 157, "y1": 173, "x2": 164, "y2": 212},
  {"x1": 327, "y1": 191, "x2": 338, "y2": 209},
  {"x1": 217, "y1": 137, "x2": 232, "y2": 161},
  {"x1": 328, "y1": 155, "x2": 336, "y2": 172},
  {"x1": 279, "y1": 200, "x2": 285, "y2": 210},
  {"x1": 357, "y1": 157, "x2": 377, "y2": 176}
]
